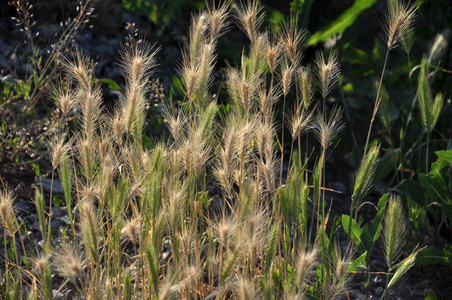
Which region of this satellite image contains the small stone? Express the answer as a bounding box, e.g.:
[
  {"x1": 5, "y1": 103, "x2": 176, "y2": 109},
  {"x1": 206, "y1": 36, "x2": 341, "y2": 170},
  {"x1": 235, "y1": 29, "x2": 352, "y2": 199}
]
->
[
  {"x1": 60, "y1": 214, "x2": 71, "y2": 226},
  {"x1": 17, "y1": 200, "x2": 30, "y2": 212},
  {"x1": 51, "y1": 237, "x2": 60, "y2": 247},
  {"x1": 375, "y1": 286, "x2": 384, "y2": 296},
  {"x1": 333, "y1": 182, "x2": 346, "y2": 194},
  {"x1": 31, "y1": 221, "x2": 41, "y2": 232},
  {"x1": 35, "y1": 177, "x2": 64, "y2": 193},
  {"x1": 25, "y1": 214, "x2": 37, "y2": 224},
  {"x1": 50, "y1": 219, "x2": 61, "y2": 229},
  {"x1": 51, "y1": 207, "x2": 60, "y2": 218},
  {"x1": 351, "y1": 289, "x2": 364, "y2": 299},
  {"x1": 162, "y1": 249, "x2": 171, "y2": 262}
]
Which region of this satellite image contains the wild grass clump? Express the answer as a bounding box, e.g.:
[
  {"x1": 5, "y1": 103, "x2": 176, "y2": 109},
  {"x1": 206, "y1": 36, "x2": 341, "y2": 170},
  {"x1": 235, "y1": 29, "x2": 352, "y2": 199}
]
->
[{"x1": 3, "y1": 0, "x2": 444, "y2": 299}]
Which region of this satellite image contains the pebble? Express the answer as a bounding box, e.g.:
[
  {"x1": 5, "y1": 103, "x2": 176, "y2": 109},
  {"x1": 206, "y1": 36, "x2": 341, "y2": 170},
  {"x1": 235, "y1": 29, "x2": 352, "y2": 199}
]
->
[
  {"x1": 333, "y1": 182, "x2": 346, "y2": 194},
  {"x1": 31, "y1": 221, "x2": 42, "y2": 232},
  {"x1": 374, "y1": 286, "x2": 384, "y2": 296},
  {"x1": 60, "y1": 214, "x2": 71, "y2": 226},
  {"x1": 35, "y1": 177, "x2": 65, "y2": 193},
  {"x1": 17, "y1": 199, "x2": 30, "y2": 212},
  {"x1": 51, "y1": 207, "x2": 60, "y2": 218},
  {"x1": 51, "y1": 237, "x2": 60, "y2": 247},
  {"x1": 351, "y1": 289, "x2": 364, "y2": 299},
  {"x1": 25, "y1": 214, "x2": 37, "y2": 224},
  {"x1": 50, "y1": 219, "x2": 61, "y2": 229}
]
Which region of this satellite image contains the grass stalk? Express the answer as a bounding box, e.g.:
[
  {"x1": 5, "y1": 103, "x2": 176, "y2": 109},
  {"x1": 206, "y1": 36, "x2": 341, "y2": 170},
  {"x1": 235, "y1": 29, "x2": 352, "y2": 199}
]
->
[{"x1": 362, "y1": 49, "x2": 389, "y2": 160}]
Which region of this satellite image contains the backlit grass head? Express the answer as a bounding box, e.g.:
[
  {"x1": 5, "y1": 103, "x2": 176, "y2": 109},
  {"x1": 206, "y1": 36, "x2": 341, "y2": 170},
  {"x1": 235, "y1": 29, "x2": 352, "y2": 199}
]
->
[
  {"x1": 0, "y1": 187, "x2": 16, "y2": 236},
  {"x1": 383, "y1": 0, "x2": 417, "y2": 50}
]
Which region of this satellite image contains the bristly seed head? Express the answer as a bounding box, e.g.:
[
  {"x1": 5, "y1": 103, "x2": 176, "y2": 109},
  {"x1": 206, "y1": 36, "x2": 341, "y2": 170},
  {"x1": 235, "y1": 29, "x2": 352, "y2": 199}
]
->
[
  {"x1": 280, "y1": 60, "x2": 294, "y2": 96},
  {"x1": 234, "y1": 0, "x2": 264, "y2": 45},
  {"x1": 49, "y1": 133, "x2": 72, "y2": 170},
  {"x1": 53, "y1": 82, "x2": 75, "y2": 118},
  {"x1": 275, "y1": 14, "x2": 305, "y2": 65},
  {"x1": 288, "y1": 105, "x2": 314, "y2": 140},
  {"x1": 0, "y1": 187, "x2": 16, "y2": 236},
  {"x1": 383, "y1": 0, "x2": 417, "y2": 50},
  {"x1": 312, "y1": 106, "x2": 345, "y2": 150},
  {"x1": 315, "y1": 50, "x2": 340, "y2": 100},
  {"x1": 298, "y1": 66, "x2": 315, "y2": 110},
  {"x1": 60, "y1": 47, "x2": 94, "y2": 92},
  {"x1": 53, "y1": 243, "x2": 86, "y2": 284},
  {"x1": 206, "y1": 0, "x2": 230, "y2": 42},
  {"x1": 266, "y1": 37, "x2": 280, "y2": 75},
  {"x1": 121, "y1": 216, "x2": 141, "y2": 246}
]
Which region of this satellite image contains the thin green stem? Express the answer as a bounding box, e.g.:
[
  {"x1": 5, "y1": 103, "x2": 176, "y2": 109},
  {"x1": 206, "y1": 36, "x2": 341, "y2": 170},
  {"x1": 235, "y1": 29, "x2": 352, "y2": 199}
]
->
[
  {"x1": 426, "y1": 133, "x2": 431, "y2": 173},
  {"x1": 280, "y1": 94, "x2": 287, "y2": 186}
]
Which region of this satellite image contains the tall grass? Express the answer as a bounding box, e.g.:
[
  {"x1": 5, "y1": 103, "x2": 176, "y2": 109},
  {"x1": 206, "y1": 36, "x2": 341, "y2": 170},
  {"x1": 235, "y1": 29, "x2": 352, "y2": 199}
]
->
[{"x1": 0, "y1": 0, "x2": 433, "y2": 299}]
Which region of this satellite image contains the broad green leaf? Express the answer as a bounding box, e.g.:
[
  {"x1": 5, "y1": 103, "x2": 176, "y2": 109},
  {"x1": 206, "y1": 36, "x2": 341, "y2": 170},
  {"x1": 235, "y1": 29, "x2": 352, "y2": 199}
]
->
[
  {"x1": 436, "y1": 150, "x2": 452, "y2": 165},
  {"x1": 348, "y1": 251, "x2": 367, "y2": 272},
  {"x1": 342, "y1": 215, "x2": 363, "y2": 248},
  {"x1": 374, "y1": 148, "x2": 400, "y2": 183},
  {"x1": 425, "y1": 289, "x2": 437, "y2": 300},
  {"x1": 416, "y1": 246, "x2": 450, "y2": 265},
  {"x1": 419, "y1": 172, "x2": 450, "y2": 204},
  {"x1": 307, "y1": 0, "x2": 377, "y2": 46},
  {"x1": 99, "y1": 78, "x2": 120, "y2": 90}
]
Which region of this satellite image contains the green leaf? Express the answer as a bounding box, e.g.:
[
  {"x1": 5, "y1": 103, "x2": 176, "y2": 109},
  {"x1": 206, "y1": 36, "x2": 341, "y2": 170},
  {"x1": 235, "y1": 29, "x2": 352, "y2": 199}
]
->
[
  {"x1": 374, "y1": 148, "x2": 400, "y2": 183},
  {"x1": 307, "y1": 0, "x2": 377, "y2": 46},
  {"x1": 436, "y1": 150, "x2": 452, "y2": 165},
  {"x1": 388, "y1": 254, "x2": 416, "y2": 288},
  {"x1": 425, "y1": 289, "x2": 437, "y2": 300},
  {"x1": 342, "y1": 215, "x2": 363, "y2": 247},
  {"x1": 370, "y1": 193, "x2": 388, "y2": 244},
  {"x1": 416, "y1": 246, "x2": 450, "y2": 265},
  {"x1": 419, "y1": 172, "x2": 450, "y2": 204},
  {"x1": 171, "y1": 75, "x2": 185, "y2": 98},
  {"x1": 99, "y1": 78, "x2": 120, "y2": 90},
  {"x1": 348, "y1": 251, "x2": 367, "y2": 272}
]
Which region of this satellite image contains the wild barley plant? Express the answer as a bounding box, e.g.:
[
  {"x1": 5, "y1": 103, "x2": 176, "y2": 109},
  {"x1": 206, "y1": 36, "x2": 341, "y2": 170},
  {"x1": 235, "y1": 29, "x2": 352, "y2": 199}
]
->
[
  {"x1": 363, "y1": 0, "x2": 417, "y2": 158},
  {"x1": 5, "y1": 0, "x2": 432, "y2": 299}
]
